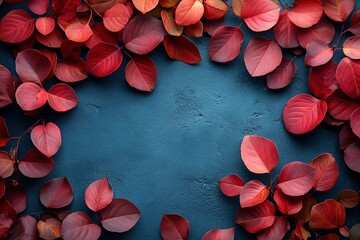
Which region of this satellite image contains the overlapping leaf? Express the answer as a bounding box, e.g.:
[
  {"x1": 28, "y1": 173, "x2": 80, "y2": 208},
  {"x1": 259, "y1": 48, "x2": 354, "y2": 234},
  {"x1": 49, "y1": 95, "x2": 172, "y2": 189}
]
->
[
  {"x1": 266, "y1": 58, "x2": 296, "y2": 89},
  {"x1": 85, "y1": 177, "x2": 113, "y2": 212},
  {"x1": 62, "y1": 211, "x2": 101, "y2": 240},
  {"x1": 40, "y1": 177, "x2": 73, "y2": 209},
  {"x1": 125, "y1": 56, "x2": 157, "y2": 92},
  {"x1": 219, "y1": 174, "x2": 244, "y2": 197},
  {"x1": 163, "y1": 35, "x2": 201, "y2": 64},
  {"x1": 160, "y1": 214, "x2": 190, "y2": 240}
]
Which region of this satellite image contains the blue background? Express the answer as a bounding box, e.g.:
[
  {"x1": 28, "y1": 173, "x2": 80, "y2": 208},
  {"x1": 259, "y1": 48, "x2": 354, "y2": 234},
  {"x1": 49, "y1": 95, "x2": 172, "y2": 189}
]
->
[{"x1": 0, "y1": 1, "x2": 360, "y2": 239}]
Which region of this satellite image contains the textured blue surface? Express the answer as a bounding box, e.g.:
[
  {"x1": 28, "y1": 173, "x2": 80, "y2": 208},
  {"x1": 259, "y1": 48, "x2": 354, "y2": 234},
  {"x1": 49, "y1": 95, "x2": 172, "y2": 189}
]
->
[{"x1": 1, "y1": 2, "x2": 360, "y2": 239}]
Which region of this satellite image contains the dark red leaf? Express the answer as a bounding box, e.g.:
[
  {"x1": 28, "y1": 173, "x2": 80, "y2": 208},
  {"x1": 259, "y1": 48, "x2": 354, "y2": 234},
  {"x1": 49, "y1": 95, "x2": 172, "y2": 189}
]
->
[
  {"x1": 273, "y1": 189, "x2": 303, "y2": 215},
  {"x1": 203, "y1": 18, "x2": 224, "y2": 36},
  {"x1": 295, "y1": 194, "x2": 317, "y2": 224},
  {"x1": 62, "y1": 211, "x2": 101, "y2": 240},
  {"x1": 296, "y1": 18, "x2": 335, "y2": 48},
  {"x1": 184, "y1": 21, "x2": 203, "y2": 37},
  {"x1": 337, "y1": 189, "x2": 360, "y2": 208},
  {"x1": 266, "y1": 58, "x2": 296, "y2": 89},
  {"x1": 0, "y1": 10, "x2": 34, "y2": 43},
  {"x1": 55, "y1": 57, "x2": 88, "y2": 83},
  {"x1": 103, "y1": 3, "x2": 131, "y2": 32},
  {"x1": 18, "y1": 148, "x2": 55, "y2": 178},
  {"x1": 0, "y1": 65, "x2": 15, "y2": 108},
  {"x1": 274, "y1": 11, "x2": 299, "y2": 48},
  {"x1": 0, "y1": 151, "x2": 15, "y2": 178},
  {"x1": 0, "y1": 117, "x2": 10, "y2": 147},
  {"x1": 8, "y1": 215, "x2": 37, "y2": 240},
  {"x1": 349, "y1": 10, "x2": 360, "y2": 35},
  {"x1": 4, "y1": 184, "x2": 27, "y2": 214},
  {"x1": 100, "y1": 198, "x2": 141, "y2": 233},
  {"x1": 47, "y1": 83, "x2": 79, "y2": 112},
  {"x1": 35, "y1": 17, "x2": 55, "y2": 36},
  {"x1": 208, "y1": 26, "x2": 244, "y2": 63},
  {"x1": 241, "y1": 0, "x2": 280, "y2": 32},
  {"x1": 319, "y1": 233, "x2": 339, "y2": 240},
  {"x1": 85, "y1": 42, "x2": 122, "y2": 77},
  {"x1": 305, "y1": 40, "x2": 333, "y2": 67},
  {"x1": 343, "y1": 36, "x2": 360, "y2": 60},
  {"x1": 160, "y1": 214, "x2": 190, "y2": 240},
  {"x1": 244, "y1": 37, "x2": 282, "y2": 77},
  {"x1": 31, "y1": 122, "x2": 62, "y2": 158},
  {"x1": 175, "y1": 0, "x2": 204, "y2": 26},
  {"x1": 163, "y1": 35, "x2": 201, "y2": 64},
  {"x1": 256, "y1": 216, "x2": 290, "y2": 240},
  {"x1": 39, "y1": 49, "x2": 57, "y2": 83},
  {"x1": 123, "y1": 15, "x2": 165, "y2": 55},
  {"x1": 240, "y1": 180, "x2": 269, "y2": 208},
  {"x1": 327, "y1": 89, "x2": 360, "y2": 121},
  {"x1": 344, "y1": 141, "x2": 360, "y2": 173},
  {"x1": 85, "y1": 177, "x2": 113, "y2": 212},
  {"x1": 133, "y1": 0, "x2": 158, "y2": 14},
  {"x1": 85, "y1": 23, "x2": 118, "y2": 48},
  {"x1": 350, "y1": 108, "x2": 360, "y2": 138},
  {"x1": 0, "y1": 181, "x2": 4, "y2": 198},
  {"x1": 323, "y1": 0, "x2": 354, "y2": 22},
  {"x1": 0, "y1": 199, "x2": 16, "y2": 221},
  {"x1": 310, "y1": 199, "x2": 346, "y2": 230},
  {"x1": 0, "y1": 213, "x2": 12, "y2": 238},
  {"x1": 308, "y1": 61, "x2": 338, "y2": 99},
  {"x1": 310, "y1": 153, "x2": 339, "y2": 192},
  {"x1": 37, "y1": 218, "x2": 62, "y2": 240},
  {"x1": 35, "y1": 25, "x2": 66, "y2": 48},
  {"x1": 219, "y1": 174, "x2": 245, "y2": 197},
  {"x1": 125, "y1": 56, "x2": 157, "y2": 92},
  {"x1": 236, "y1": 200, "x2": 275, "y2": 233},
  {"x1": 28, "y1": 0, "x2": 49, "y2": 15},
  {"x1": 277, "y1": 161, "x2": 316, "y2": 196},
  {"x1": 336, "y1": 57, "x2": 360, "y2": 99},
  {"x1": 15, "y1": 83, "x2": 47, "y2": 111},
  {"x1": 60, "y1": 40, "x2": 82, "y2": 59},
  {"x1": 340, "y1": 124, "x2": 359, "y2": 150},
  {"x1": 323, "y1": 113, "x2": 346, "y2": 126},
  {"x1": 288, "y1": 0, "x2": 323, "y2": 28},
  {"x1": 40, "y1": 177, "x2": 73, "y2": 209},
  {"x1": 52, "y1": 0, "x2": 80, "y2": 20},
  {"x1": 202, "y1": 227, "x2": 234, "y2": 240},
  {"x1": 89, "y1": 0, "x2": 123, "y2": 15},
  {"x1": 240, "y1": 135, "x2": 279, "y2": 174}
]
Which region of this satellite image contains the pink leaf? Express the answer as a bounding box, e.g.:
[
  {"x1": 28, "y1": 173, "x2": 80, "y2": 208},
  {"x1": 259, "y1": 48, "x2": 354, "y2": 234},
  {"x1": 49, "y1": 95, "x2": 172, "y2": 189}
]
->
[
  {"x1": 55, "y1": 57, "x2": 88, "y2": 83},
  {"x1": 336, "y1": 57, "x2": 360, "y2": 99},
  {"x1": 343, "y1": 36, "x2": 360, "y2": 60},
  {"x1": 65, "y1": 18, "x2": 93, "y2": 43},
  {"x1": 0, "y1": 10, "x2": 34, "y2": 44},
  {"x1": 266, "y1": 58, "x2": 296, "y2": 89},
  {"x1": 15, "y1": 83, "x2": 48, "y2": 111},
  {"x1": 244, "y1": 37, "x2": 282, "y2": 77},
  {"x1": 40, "y1": 177, "x2": 73, "y2": 209},
  {"x1": 0, "y1": 151, "x2": 14, "y2": 178},
  {"x1": 288, "y1": 0, "x2": 323, "y2": 28},
  {"x1": 327, "y1": 89, "x2": 360, "y2": 120},
  {"x1": 256, "y1": 216, "x2": 290, "y2": 240},
  {"x1": 339, "y1": 124, "x2": 359, "y2": 151},
  {"x1": 305, "y1": 40, "x2": 333, "y2": 67},
  {"x1": 18, "y1": 148, "x2": 55, "y2": 178},
  {"x1": 8, "y1": 215, "x2": 37, "y2": 240},
  {"x1": 48, "y1": 83, "x2": 79, "y2": 112},
  {"x1": 240, "y1": 135, "x2": 279, "y2": 174},
  {"x1": 31, "y1": 122, "x2": 62, "y2": 158},
  {"x1": 28, "y1": 0, "x2": 49, "y2": 15},
  {"x1": 160, "y1": 214, "x2": 190, "y2": 240},
  {"x1": 62, "y1": 212, "x2": 101, "y2": 240},
  {"x1": 308, "y1": 61, "x2": 338, "y2": 99},
  {"x1": 310, "y1": 199, "x2": 346, "y2": 230},
  {"x1": 296, "y1": 18, "x2": 335, "y2": 48},
  {"x1": 219, "y1": 174, "x2": 245, "y2": 197},
  {"x1": 350, "y1": 108, "x2": 360, "y2": 138},
  {"x1": 277, "y1": 161, "x2": 316, "y2": 196},
  {"x1": 240, "y1": 180, "x2": 269, "y2": 208},
  {"x1": 103, "y1": 3, "x2": 131, "y2": 32},
  {"x1": 163, "y1": 35, "x2": 201, "y2": 64},
  {"x1": 85, "y1": 177, "x2": 113, "y2": 212},
  {"x1": 0, "y1": 117, "x2": 10, "y2": 147},
  {"x1": 344, "y1": 141, "x2": 360, "y2": 173},
  {"x1": 125, "y1": 56, "x2": 157, "y2": 92},
  {"x1": 273, "y1": 189, "x2": 303, "y2": 215},
  {"x1": 4, "y1": 184, "x2": 27, "y2": 214},
  {"x1": 0, "y1": 65, "x2": 15, "y2": 108},
  {"x1": 349, "y1": 10, "x2": 360, "y2": 35},
  {"x1": 175, "y1": 0, "x2": 204, "y2": 26},
  {"x1": 35, "y1": 17, "x2": 55, "y2": 36},
  {"x1": 202, "y1": 227, "x2": 234, "y2": 240},
  {"x1": 310, "y1": 153, "x2": 339, "y2": 192},
  {"x1": 323, "y1": 0, "x2": 354, "y2": 22},
  {"x1": 100, "y1": 198, "x2": 141, "y2": 233},
  {"x1": 274, "y1": 11, "x2": 299, "y2": 48}
]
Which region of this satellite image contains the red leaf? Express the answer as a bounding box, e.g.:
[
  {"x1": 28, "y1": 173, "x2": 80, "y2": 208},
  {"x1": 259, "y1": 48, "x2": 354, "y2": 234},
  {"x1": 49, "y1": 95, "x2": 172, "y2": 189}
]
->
[
  {"x1": 184, "y1": 21, "x2": 203, "y2": 37},
  {"x1": 337, "y1": 189, "x2": 360, "y2": 208},
  {"x1": 308, "y1": 61, "x2": 338, "y2": 99},
  {"x1": 344, "y1": 141, "x2": 360, "y2": 173},
  {"x1": 339, "y1": 124, "x2": 359, "y2": 150},
  {"x1": 274, "y1": 189, "x2": 302, "y2": 215},
  {"x1": 0, "y1": 65, "x2": 15, "y2": 108},
  {"x1": 349, "y1": 10, "x2": 360, "y2": 35},
  {"x1": 0, "y1": 181, "x2": 4, "y2": 198},
  {"x1": 4, "y1": 184, "x2": 27, "y2": 214},
  {"x1": 327, "y1": 89, "x2": 360, "y2": 121},
  {"x1": 323, "y1": 0, "x2": 354, "y2": 22},
  {"x1": 15, "y1": 82, "x2": 47, "y2": 111},
  {"x1": 0, "y1": 199, "x2": 16, "y2": 221},
  {"x1": 60, "y1": 40, "x2": 82, "y2": 59},
  {"x1": 133, "y1": 0, "x2": 158, "y2": 14},
  {"x1": 18, "y1": 148, "x2": 55, "y2": 178},
  {"x1": 274, "y1": 11, "x2": 299, "y2": 48},
  {"x1": 85, "y1": 42, "x2": 122, "y2": 77},
  {"x1": 85, "y1": 23, "x2": 118, "y2": 49},
  {"x1": 52, "y1": 0, "x2": 80, "y2": 20},
  {"x1": 256, "y1": 216, "x2": 290, "y2": 240},
  {"x1": 208, "y1": 26, "x2": 244, "y2": 63},
  {"x1": 343, "y1": 36, "x2": 360, "y2": 60},
  {"x1": 85, "y1": 177, "x2": 113, "y2": 212},
  {"x1": 241, "y1": 0, "x2": 280, "y2": 32},
  {"x1": 160, "y1": 214, "x2": 190, "y2": 240},
  {"x1": 203, "y1": 18, "x2": 224, "y2": 36},
  {"x1": 35, "y1": 25, "x2": 66, "y2": 48},
  {"x1": 266, "y1": 58, "x2": 296, "y2": 89},
  {"x1": 202, "y1": 227, "x2": 234, "y2": 240},
  {"x1": 336, "y1": 57, "x2": 360, "y2": 99},
  {"x1": 277, "y1": 161, "x2": 316, "y2": 196},
  {"x1": 28, "y1": 0, "x2": 49, "y2": 15},
  {"x1": 323, "y1": 113, "x2": 346, "y2": 126},
  {"x1": 100, "y1": 198, "x2": 141, "y2": 233},
  {"x1": 125, "y1": 56, "x2": 157, "y2": 92},
  {"x1": 55, "y1": 57, "x2": 88, "y2": 83},
  {"x1": 0, "y1": 117, "x2": 10, "y2": 147},
  {"x1": 288, "y1": 0, "x2": 323, "y2": 28},
  {"x1": 103, "y1": 3, "x2": 131, "y2": 32},
  {"x1": 296, "y1": 18, "x2": 335, "y2": 48},
  {"x1": 65, "y1": 18, "x2": 93, "y2": 43},
  {"x1": 240, "y1": 135, "x2": 279, "y2": 174},
  {"x1": 295, "y1": 194, "x2": 317, "y2": 224},
  {"x1": 37, "y1": 218, "x2": 62, "y2": 240},
  {"x1": 0, "y1": 214, "x2": 12, "y2": 238},
  {"x1": 310, "y1": 199, "x2": 346, "y2": 230},
  {"x1": 236, "y1": 200, "x2": 275, "y2": 233},
  {"x1": 219, "y1": 174, "x2": 245, "y2": 197},
  {"x1": 163, "y1": 35, "x2": 201, "y2": 64},
  {"x1": 305, "y1": 40, "x2": 333, "y2": 67},
  {"x1": 62, "y1": 211, "x2": 101, "y2": 240},
  {"x1": 47, "y1": 83, "x2": 79, "y2": 112},
  {"x1": 35, "y1": 17, "x2": 55, "y2": 36},
  {"x1": 40, "y1": 177, "x2": 73, "y2": 209},
  {"x1": 0, "y1": 152, "x2": 13, "y2": 179},
  {"x1": 294, "y1": 223, "x2": 312, "y2": 240},
  {"x1": 283, "y1": 94, "x2": 327, "y2": 134},
  {"x1": 175, "y1": 0, "x2": 204, "y2": 26},
  {"x1": 15, "y1": 49, "x2": 51, "y2": 84},
  {"x1": 31, "y1": 122, "x2": 62, "y2": 158},
  {"x1": 0, "y1": 10, "x2": 34, "y2": 43},
  {"x1": 340, "y1": 226, "x2": 350, "y2": 238},
  {"x1": 8, "y1": 215, "x2": 37, "y2": 240},
  {"x1": 161, "y1": 9, "x2": 184, "y2": 37},
  {"x1": 203, "y1": 0, "x2": 227, "y2": 20},
  {"x1": 240, "y1": 180, "x2": 269, "y2": 208},
  {"x1": 244, "y1": 37, "x2": 282, "y2": 77},
  {"x1": 310, "y1": 153, "x2": 339, "y2": 192},
  {"x1": 351, "y1": 108, "x2": 360, "y2": 138},
  {"x1": 89, "y1": 0, "x2": 124, "y2": 15},
  {"x1": 123, "y1": 15, "x2": 165, "y2": 55}
]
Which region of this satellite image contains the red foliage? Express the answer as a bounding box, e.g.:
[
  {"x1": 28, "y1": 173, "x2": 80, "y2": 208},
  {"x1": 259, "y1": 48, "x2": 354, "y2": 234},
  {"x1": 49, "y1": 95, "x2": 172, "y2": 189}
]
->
[
  {"x1": 18, "y1": 148, "x2": 55, "y2": 178},
  {"x1": 62, "y1": 211, "x2": 101, "y2": 240},
  {"x1": 30, "y1": 122, "x2": 62, "y2": 158},
  {"x1": 85, "y1": 177, "x2": 114, "y2": 212},
  {"x1": 125, "y1": 56, "x2": 157, "y2": 92},
  {"x1": 202, "y1": 227, "x2": 234, "y2": 240},
  {"x1": 40, "y1": 177, "x2": 73, "y2": 209},
  {"x1": 160, "y1": 214, "x2": 190, "y2": 240},
  {"x1": 266, "y1": 58, "x2": 296, "y2": 90},
  {"x1": 219, "y1": 174, "x2": 244, "y2": 197},
  {"x1": 163, "y1": 35, "x2": 201, "y2": 64},
  {"x1": 310, "y1": 199, "x2": 346, "y2": 230}
]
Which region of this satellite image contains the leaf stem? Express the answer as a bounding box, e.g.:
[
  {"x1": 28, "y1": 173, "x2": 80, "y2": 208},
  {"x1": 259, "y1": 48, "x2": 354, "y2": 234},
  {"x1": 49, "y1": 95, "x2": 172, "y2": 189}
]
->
[
  {"x1": 278, "y1": 0, "x2": 285, "y2": 9},
  {"x1": 14, "y1": 118, "x2": 42, "y2": 159},
  {"x1": 237, "y1": 21, "x2": 244, "y2": 28},
  {"x1": 333, "y1": 22, "x2": 345, "y2": 49},
  {"x1": 122, "y1": 48, "x2": 133, "y2": 59}
]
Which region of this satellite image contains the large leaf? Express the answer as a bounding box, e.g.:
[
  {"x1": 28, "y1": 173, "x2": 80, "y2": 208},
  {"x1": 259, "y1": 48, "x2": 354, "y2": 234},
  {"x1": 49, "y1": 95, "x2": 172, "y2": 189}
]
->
[
  {"x1": 47, "y1": 83, "x2": 78, "y2": 112},
  {"x1": 296, "y1": 18, "x2": 335, "y2": 48},
  {"x1": 202, "y1": 227, "x2": 234, "y2": 240},
  {"x1": 125, "y1": 56, "x2": 157, "y2": 92},
  {"x1": 277, "y1": 161, "x2": 316, "y2": 196},
  {"x1": 350, "y1": 108, "x2": 360, "y2": 138},
  {"x1": 240, "y1": 180, "x2": 269, "y2": 208},
  {"x1": 8, "y1": 215, "x2": 37, "y2": 240},
  {"x1": 85, "y1": 42, "x2": 122, "y2": 77},
  {"x1": 240, "y1": 135, "x2": 279, "y2": 174},
  {"x1": 240, "y1": 0, "x2": 280, "y2": 32},
  {"x1": 310, "y1": 153, "x2": 339, "y2": 192},
  {"x1": 308, "y1": 61, "x2": 338, "y2": 99},
  {"x1": 310, "y1": 199, "x2": 346, "y2": 230},
  {"x1": 160, "y1": 214, "x2": 190, "y2": 240},
  {"x1": 236, "y1": 200, "x2": 275, "y2": 233},
  {"x1": 274, "y1": 11, "x2": 299, "y2": 48},
  {"x1": 0, "y1": 65, "x2": 15, "y2": 108},
  {"x1": 219, "y1": 174, "x2": 244, "y2": 197},
  {"x1": 175, "y1": 0, "x2": 204, "y2": 26},
  {"x1": 55, "y1": 57, "x2": 88, "y2": 83},
  {"x1": 100, "y1": 198, "x2": 141, "y2": 233},
  {"x1": 244, "y1": 37, "x2": 282, "y2": 77},
  {"x1": 288, "y1": 0, "x2": 323, "y2": 28},
  {"x1": 133, "y1": 0, "x2": 158, "y2": 13},
  {"x1": 273, "y1": 189, "x2": 302, "y2": 215},
  {"x1": 123, "y1": 15, "x2": 165, "y2": 55},
  {"x1": 103, "y1": 3, "x2": 131, "y2": 32},
  {"x1": 337, "y1": 189, "x2": 360, "y2": 208},
  {"x1": 18, "y1": 148, "x2": 55, "y2": 178},
  {"x1": 256, "y1": 217, "x2": 290, "y2": 240},
  {"x1": 85, "y1": 177, "x2": 113, "y2": 212},
  {"x1": 40, "y1": 177, "x2": 73, "y2": 209},
  {"x1": 323, "y1": 0, "x2": 354, "y2": 22},
  {"x1": 343, "y1": 36, "x2": 360, "y2": 60},
  {"x1": 15, "y1": 82, "x2": 48, "y2": 111},
  {"x1": 208, "y1": 26, "x2": 244, "y2": 63},
  {"x1": 62, "y1": 212, "x2": 101, "y2": 240},
  {"x1": 305, "y1": 40, "x2": 333, "y2": 67},
  {"x1": 336, "y1": 57, "x2": 360, "y2": 99},
  {"x1": 163, "y1": 35, "x2": 201, "y2": 64},
  {"x1": 344, "y1": 141, "x2": 360, "y2": 173},
  {"x1": 0, "y1": 151, "x2": 15, "y2": 178},
  {"x1": 283, "y1": 94, "x2": 327, "y2": 134},
  {"x1": 266, "y1": 58, "x2": 296, "y2": 90},
  {"x1": 327, "y1": 89, "x2": 360, "y2": 120},
  {"x1": 0, "y1": 10, "x2": 34, "y2": 43},
  {"x1": 30, "y1": 122, "x2": 62, "y2": 158},
  {"x1": 0, "y1": 117, "x2": 10, "y2": 147}
]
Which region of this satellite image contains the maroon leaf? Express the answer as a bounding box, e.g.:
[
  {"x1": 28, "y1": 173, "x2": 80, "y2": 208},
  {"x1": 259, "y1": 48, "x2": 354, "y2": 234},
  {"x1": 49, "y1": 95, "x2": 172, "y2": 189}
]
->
[
  {"x1": 339, "y1": 124, "x2": 359, "y2": 151},
  {"x1": 85, "y1": 23, "x2": 118, "y2": 49},
  {"x1": 336, "y1": 57, "x2": 360, "y2": 99},
  {"x1": 163, "y1": 35, "x2": 201, "y2": 64},
  {"x1": 274, "y1": 10, "x2": 299, "y2": 48},
  {"x1": 219, "y1": 174, "x2": 245, "y2": 197},
  {"x1": 310, "y1": 199, "x2": 346, "y2": 230},
  {"x1": 0, "y1": 151, "x2": 15, "y2": 178},
  {"x1": 208, "y1": 26, "x2": 244, "y2": 63},
  {"x1": 0, "y1": 65, "x2": 15, "y2": 108},
  {"x1": 344, "y1": 141, "x2": 360, "y2": 173},
  {"x1": 256, "y1": 216, "x2": 290, "y2": 240},
  {"x1": 351, "y1": 108, "x2": 360, "y2": 138},
  {"x1": 323, "y1": 0, "x2": 354, "y2": 22},
  {"x1": 60, "y1": 40, "x2": 82, "y2": 59},
  {"x1": 160, "y1": 214, "x2": 190, "y2": 240},
  {"x1": 349, "y1": 10, "x2": 360, "y2": 35},
  {"x1": 287, "y1": 0, "x2": 323, "y2": 28},
  {"x1": 295, "y1": 194, "x2": 317, "y2": 224},
  {"x1": 310, "y1": 153, "x2": 339, "y2": 192},
  {"x1": 0, "y1": 199, "x2": 16, "y2": 221},
  {"x1": 4, "y1": 184, "x2": 27, "y2": 214},
  {"x1": 28, "y1": 0, "x2": 49, "y2": 15},
  {"x1": 343, "y1": 36, "x2": 360, "y2": 60},
  {"x1": 48, "y1": 83, "x2": 79, "y2": 112},
  {"x1": 203, "y1": 18, "x2": 224, "y2": 36},
  {"x1": 0, "y1": 181, "x2": 4, "y2": 198},
  {"x1": 266, "y1": 58, "x2": 296, "y2": 90},
  {"x1": 100, "y1": 198, "x2": 141, "y2": 233},
  {"x1": 55, "y1": 57, "x2": 88, "y2": 83},
  {"x1": 308, "y1": 61, "x2": 338, "y2": 99},
  {"x1": 202, "y1": 227, "x2": 234, "y2": 240},
  {"x1": 85, "y1": 177, "x2": 113, "y2": 212},
  {"x1": 40, "y1": 177, "x2": 73, "y2": 209},
  {"x1": 0, "y1": 117, "x2": 10, "y2": 147},
  {"x1": 323, "y1": 113, "x2": 346, "y2": 126},
  {"x1": 31, "y1": 122, "x2": 62, "y2": 158},
  {"x1": 327, "y1": 89, "x2": 360, "y2": 120},
  {"x1": 337, "y1": 189, "x2": 360, "y2": 208},
  {"x1": 15, "y1": 82, "x2": 47, "y2": 111},
  {"x1": 296, "y1": 18, "x2": 335, "y2": 48},
  {"x1": 305, "y1": 40, "x2": 333, "y2": 67},
  {"x1": 8, "y1": 215, "x2": 37, "y2": 240},
  {"x1": 62, "y1": 211, "x2": 101, "y2": 240},
  {"x1": 240, "y1": 180, "x2": 269, "y2": 208},
  {"x1": 274, "y1": 189, "x2": 302, "y2": 215},
  {"x1": 52, "y1": 0, "x2": 80, "y2": 20},
  {"x1": 35, "y1": 25, "x2": 66, "y2": 48},
  {"x1": 125, "y1": 56, "x2": 157, "y2": 92},
  {"x1": 0, "y1": 10, "x2": 34, "y2": 43},
  {"x1": 18, "y1": 148, "x2": 55, "y2": 178}
]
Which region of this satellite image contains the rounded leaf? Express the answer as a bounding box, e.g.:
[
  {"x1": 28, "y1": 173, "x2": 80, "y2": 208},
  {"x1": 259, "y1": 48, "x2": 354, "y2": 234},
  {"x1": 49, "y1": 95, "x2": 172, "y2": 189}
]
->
[
  {"x1": 0, "y1": 117, "x2": 10, "y2": 147},
  {"x1": 350, "y1": 108, "x2": 360, "y2": 138},
  {"x1": 327, "y1": 89, "x2": 360, "y2": 121},
  {"x1": 85, "y1": 177, "x2": 113, "y2": 212},
  {"x1": 349, "y1": 10, "x2": 360, "y2": 35},
  {"x1": 0, "y1": 65, "x2": 15, "y2": 108},
  {"x1": 62, "y1": 212, "x2": 101, "y2": 240},
  {"x1": 344, "y1": 141, "x2": 360, "y2": 173},
  {"x1": 310, "y1": 153, "x2": 339, "y2": 192},
  {"x1": 15, "y1": 83, "x2": 47, "y2": 111},
  {"x1": 310, "y1": 199, "x2": 346, "y2": 230},
  {"x1": 219, "y1": 174, "x2": 245, "y2": 197},
  {"x1": 37, "y1": 218, "x2": 62, "y2": 240},
  {"x1": 340, "y1": 124, "x2": 359, "y2": 151},
  {"x1": 203, "y1": 0, "x2": 227, "y2": 20},
  {"x1": 65, "y1": 19, "x2": 93, "y2": 43},
  {"x1": 18, "y1": 148, "x2": 55, "y2": 178},
  {"x1": 266, "y1": 58, "x2": 296, "y2": 90},
  {"x1": 125, "y1": 56, "x2": 157, "y2": 92},
  {"x1": 28, "y1": 0, "x2": 49, "y2": 15},
  {"x1": 85, "y1": 23, "x2": 118, "y2": 49},
  {"x1": 336, "y1": 57, "x2": 360, "y2": 99},
  {"x1": 48, "y1": 83, "x2": 78, "y2": 112},
  {"x1": 133, "y1": 0, "x2": 158, "y2": 14},
  {"x1": 161, "y1": 9, "x2": 184, "y2": 37},
  {"x1": 175, "y1": 0, "x2": 204, "y2": 26},
  {"x1": 274, "y1": 11, "x2": 299, "y2": 48},
  {"x1": 240, "y1": 180, "x2": 269, "y2": 208},
  {"x1": 0, "y1": 10, "x2": 34, "y2": 43},
  {"x1": 323, "y1": 0, "x2": 354, "y2": 22},
  {"x1": 35, "y1": 17, "x2": 55, "y2": 36},
  {"x1": 55, "y1": 57, "x2": 88, "y2": 83},
  {"x1": 0, "y1": 151, "x2": 15, "y2": 179},
  {"x1": 40, "y1": 177, "x2": 73, "y2": 209},
  {"x1": 308, "y1": 61, "x2": 338, "y2": 99},
  {"x1": 288, "y1": 0, "x2": 323, "y2": 28},
  {"x1": 256, "y1": 216, "x2": 290, "y2": 240},
  {"x1": 337, "y1": 189, "x2": 360, "y2": 208},
  {"x1": 273, "y1": 189, "x2": 303, "y2": 215},
  {"x1": 305, "y1": 40, "x2": 333, "y2": 67},
  {"x1": 202, "y1": 227, "x2": 234, "y2": 240},
  {"x1": 160, "y1": 214, "x2": 190, "y2": 240},
  {"x1": 163, "y1": 35, "x2": 201, "y2": 64},
  {"x1": 343, "y1": 36, "x2": 360, "y2": 60},
  {"x1": 31, "y1": 122, "x2": 61, "y2": 158},
  {"x1": 296, "y1": 18, "x2": 335, "y2": 48},
  {"x1": 103, "y1": 3, "x2": 131, "y2": 32}
]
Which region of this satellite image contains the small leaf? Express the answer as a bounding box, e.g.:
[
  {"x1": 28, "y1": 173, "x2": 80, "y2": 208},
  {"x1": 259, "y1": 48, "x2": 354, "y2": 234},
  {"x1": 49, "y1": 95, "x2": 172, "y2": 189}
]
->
[
  {"x1": 163, "y1": 35, "x2": 201, "y2": 64},
  {"x1": 203, "y1": 0, "x2": 227, "y2": 20},
  {"x1": 340, "y1": 226, "x2": 350, "y2": 238},
  {"x1": 202, "y1": 227, "x2": 234, "y2": 240},
  {"x1": 240, "y1": 180, "x2": 269, "y2": 208},
  {"x1": 343, "y1": 36, "x2": 360, "y2": 60},
  {"x1": 273, "y1": 189, "x2": 303, "y2": 215},
  {"x1": 308, "y1": 61, "x2": 338, "y2": 99},
  {"x1": 31, "y1": 122, "x2": 61, "y2": 158},
  {"x1": 0, "y1": 151, "x2": 15, "y2": 178},
  {"x1": 18, "y1": 148, "x2": 55, "y2": 178},
  {"x1": 55, "y1": 57, "x2": 88, "y2": 83},
  {"x1": 310, "y1": 199, "x2": 346, "y2": 230},
  {"x1": 125, "y1": 56, "x2": 157, "y2": 92},
  {"x1": 219, "y1": 174, "x2": 245, "y2": 197},
  {"x1": 175, "y1": 0, "x2": 204, "y2": 26},
  {"x1": 47, "y1": 83, "x2": 79, "y2": 112},
  {"x1": 0, "y1": 117, "x2": 10, "y2": 147},
  {"x1": 35, "y1": 17, "x2": 55, "y2": 36},
  {"x1": 161, "y1": 9, "x2": 183, "y2": 36},
  {"x1": 40, "y1": 177, "x2": 73, "y2": 209},
  {"x1": 337, "y1": 189, "x2": 360, "y2": 208},
  {"x1": 305, "y1": 40, "x2": 333, "y2": 67},
  {"x1": 327, "y1": 89, "x2": 360, "y2": 121},
  {"x1": 274, "y1": 11, "x2": 299, "y2": 48},
  {"x1": 160, "y1": 214, "x2": 190, "y2": 240},
  {"x1": 339, "y1": 124, "x2": 359, "y2": 151},
  {"x1": 288, "y1": 0, "x2": 323, "y2": 28},
  {"x1": 65, "y1": 18, "x2": 93, "y2": 43},
  {"x1": 0, "y1": 10, "x2": 34, "y2": 43},
  {"x1": 256, "y1": 216, "x2": 290, "y2": 240},
  {"x1": 336, "y1": 57, "x2": 360, "y2": 99},
  {"x1": 310, "y1": 153, "x2": 339, "y2": 192},
  {"x1": 85, "y1": 177, "x2": 113, "y2": 212},
  {"x1": 37, "y1": 218, "x2": 62, "y2": 240},
  {"x1": 103, "y1": 3, "x2": 131, "y2": 32},
  {"x1": 133, "y1": 0, "x2": 158, "y2": 14},
  {"x1": 62, "y1": 212, "x2": 101, "y2": 240},
  {"x1": 323, "y1": 0, "x2": 354, "y2": 22},
  {"x1": 266, "y1": 58, "x2": 296, "y2": 90},
  {"x1": 344, "y1": 141, "x2": 360, "y2": 173},
  {"x1": 0, "y1": 65, "x2": 15, "y2": 108}
]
